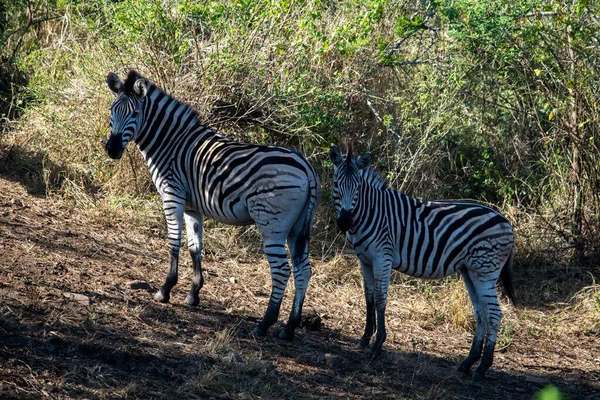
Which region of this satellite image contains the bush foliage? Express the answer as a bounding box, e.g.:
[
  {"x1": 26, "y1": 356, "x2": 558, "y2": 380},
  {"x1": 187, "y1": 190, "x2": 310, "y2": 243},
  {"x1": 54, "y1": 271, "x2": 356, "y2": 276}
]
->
[{"x1": 2, "y1": 0, "x2": 600, "y2": 264}]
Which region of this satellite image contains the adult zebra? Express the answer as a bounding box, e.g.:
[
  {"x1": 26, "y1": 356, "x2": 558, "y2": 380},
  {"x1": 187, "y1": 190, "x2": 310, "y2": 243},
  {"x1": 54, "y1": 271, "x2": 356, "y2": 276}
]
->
[
  {"x1": 329, "y1": 144, "x2": 516, "y2": 381},
  {"x1": 104, "y1": 71, "x2": 321, "y2": 340}
]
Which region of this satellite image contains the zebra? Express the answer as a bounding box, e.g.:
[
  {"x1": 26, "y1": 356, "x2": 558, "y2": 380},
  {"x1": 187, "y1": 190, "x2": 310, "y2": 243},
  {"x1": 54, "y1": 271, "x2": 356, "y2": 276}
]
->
[
  {"x1": 329, "y1": 144, "x2": 516, "y2": 381},
  {"x1": 104, "y1": 70, "x2": 321, "y2": 340}
]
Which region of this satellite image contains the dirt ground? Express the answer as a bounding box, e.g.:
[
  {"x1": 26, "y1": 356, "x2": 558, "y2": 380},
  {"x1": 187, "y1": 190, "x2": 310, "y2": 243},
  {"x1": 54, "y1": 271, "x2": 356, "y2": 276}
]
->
[{"x1": 1, "y1": 175, "x2": 599, "y2": 399}]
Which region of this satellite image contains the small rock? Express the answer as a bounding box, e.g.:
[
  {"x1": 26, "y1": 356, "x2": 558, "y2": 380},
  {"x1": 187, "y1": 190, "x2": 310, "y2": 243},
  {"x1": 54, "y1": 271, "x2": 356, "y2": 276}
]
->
[
  {"x1": 524, "y1": 375, "x2": 551, "y2": 386},
  {"x1": 222, "y1": 351, "x2": 244, "y2": 363},
  {"x1": 11, "y1": 198, "x2": 23, "y2": 207},
  {"x1": 0, "y1": 310, "x2": 20, "y2": 332},
  {"x1": 79, "y1": 234, "x2": 86, "y2": 239},
  {"x1": 324, "y1": 353, "x2": 336, "y2": 366},
  {"x1": 261, "y1": 361, "x2": 277, "y2": 373},
  {"x1": 62, "y1": 292, "x2": 90, "y2": 306},
  {"x1": 127, "y1": 280, "x2": 152, "y2": 290},
  {"x1": 296, "y1": 351, "x2": 325, "y2": 366},
  {"x1": 300, "y1": 310, "x2": 323, "y2": 331},
  {"x1": 48, "y1": 332, "x2": 63, "y2": 345},
  {"x1": 228, "y1": 277, "x2": 237, "y2": 284},
  {"x1": 324, "y1": 353, "x2": 349, "y2": 369}
]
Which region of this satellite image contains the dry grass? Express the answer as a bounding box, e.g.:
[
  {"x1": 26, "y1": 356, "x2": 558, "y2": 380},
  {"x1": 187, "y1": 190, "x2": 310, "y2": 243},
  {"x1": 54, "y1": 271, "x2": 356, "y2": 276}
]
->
[{"x1": 1, "y1": 177, "x2": 600, "y2": 399}]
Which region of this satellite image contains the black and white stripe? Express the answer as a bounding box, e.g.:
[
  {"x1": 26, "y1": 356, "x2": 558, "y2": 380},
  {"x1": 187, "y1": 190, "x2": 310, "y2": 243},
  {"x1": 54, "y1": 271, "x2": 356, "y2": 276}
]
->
[
  {"x1": 105, "y1": 71, "x2": 321, "y2": 339},
  {"x1": 329, "y1": 144, "x2": 515, "y2": 381}
]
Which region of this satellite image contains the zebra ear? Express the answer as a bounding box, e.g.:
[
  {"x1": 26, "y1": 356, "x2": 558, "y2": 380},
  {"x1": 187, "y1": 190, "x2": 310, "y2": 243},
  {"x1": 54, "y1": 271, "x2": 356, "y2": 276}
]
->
[
  {"x1": 356, "y1": 152, "x2": 371, "y2": 170},
  {"x1": 329, "y1": 145, "x2": 343, "y2": 167},
  {"x1": 107, "y1": 72, "x2": 123, "y2": 94},
  {"x1": 133, "y1": 79, "x2": 147, "y2": 98}
]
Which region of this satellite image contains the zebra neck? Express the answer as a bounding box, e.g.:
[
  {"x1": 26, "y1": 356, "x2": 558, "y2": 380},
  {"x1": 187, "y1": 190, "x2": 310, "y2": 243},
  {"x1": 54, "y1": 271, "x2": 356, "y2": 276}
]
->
[
  {"x1": 351, "y1": 185, "x2": 422, "y2": 235},
  {"x1": 349, "y1": 184, "x2": 387, "y2": 234},
  {"x1": 359, "y1": 166, "x2": 387, "y2": 190},
  {"x1": 135, "y1": 85, "x2": 215, "y2": 163}
]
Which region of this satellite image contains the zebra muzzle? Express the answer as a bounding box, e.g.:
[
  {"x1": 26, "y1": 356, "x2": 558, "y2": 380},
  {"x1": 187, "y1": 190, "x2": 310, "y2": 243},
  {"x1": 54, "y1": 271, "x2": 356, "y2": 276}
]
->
[
  {"x1": 336, "y1": 209, "x2": 353, "y2": 232},
  {"x1": 105, "y1": 133, "x2": 124, "y2": 160}
]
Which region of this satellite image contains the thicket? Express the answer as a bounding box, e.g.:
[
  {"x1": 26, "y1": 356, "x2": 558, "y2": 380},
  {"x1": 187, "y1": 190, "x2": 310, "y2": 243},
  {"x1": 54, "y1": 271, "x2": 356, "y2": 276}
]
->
[{"x1": 1, "y1": 0, "x2": 600, "y2": 270}]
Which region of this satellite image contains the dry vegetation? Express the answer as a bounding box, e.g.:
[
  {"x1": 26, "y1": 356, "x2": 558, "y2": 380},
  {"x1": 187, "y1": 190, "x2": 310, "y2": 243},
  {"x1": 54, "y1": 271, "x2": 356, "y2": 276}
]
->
[{"x1": 1, "y1": 1, "x2": 600, "y2": 399}]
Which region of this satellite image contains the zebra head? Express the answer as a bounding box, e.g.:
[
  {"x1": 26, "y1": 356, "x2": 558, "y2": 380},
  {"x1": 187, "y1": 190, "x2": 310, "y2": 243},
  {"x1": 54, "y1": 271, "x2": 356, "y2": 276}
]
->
[
  {"x1": 329, "y1": 144, "x2": 371, "y2": 232},
  {"x1": 105, "y1": 71, "x2": 147, "y2": 159}
]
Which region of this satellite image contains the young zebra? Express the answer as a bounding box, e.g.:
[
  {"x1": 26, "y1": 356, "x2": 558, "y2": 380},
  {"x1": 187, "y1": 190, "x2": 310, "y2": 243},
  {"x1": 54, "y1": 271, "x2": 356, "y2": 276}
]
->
[
  {"x1": 105, "y1": 71, "x2": 321, "y2": 340},
  {"x1": 329, "y1": 144, "x2": 516, "y2": 381}
]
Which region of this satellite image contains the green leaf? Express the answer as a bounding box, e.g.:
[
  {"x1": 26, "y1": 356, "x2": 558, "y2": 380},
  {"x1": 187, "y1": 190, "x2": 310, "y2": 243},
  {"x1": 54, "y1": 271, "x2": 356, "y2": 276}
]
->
[
  {"x1": 578, "y1": 119, "x2": 590, "y2": 129},
  {"x1": 535, "y1": 385, "x2": 564, "y2": 400}
]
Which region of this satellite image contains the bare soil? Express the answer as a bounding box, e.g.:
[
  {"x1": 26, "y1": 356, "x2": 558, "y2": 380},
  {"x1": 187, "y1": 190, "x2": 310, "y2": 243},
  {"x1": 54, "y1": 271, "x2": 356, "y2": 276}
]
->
[{"x1": 1, "y1": 176, "x2": 599, "y2": 399}]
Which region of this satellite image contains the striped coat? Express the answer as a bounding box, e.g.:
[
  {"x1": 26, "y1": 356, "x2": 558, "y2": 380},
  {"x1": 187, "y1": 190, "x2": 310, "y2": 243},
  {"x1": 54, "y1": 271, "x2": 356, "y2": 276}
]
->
[
  {"x1": 330, "y1": 144, "x2": 515, "y2": 381},
  {"x1": 105, "y1": 71, "x2": 321, "y2": 339}
]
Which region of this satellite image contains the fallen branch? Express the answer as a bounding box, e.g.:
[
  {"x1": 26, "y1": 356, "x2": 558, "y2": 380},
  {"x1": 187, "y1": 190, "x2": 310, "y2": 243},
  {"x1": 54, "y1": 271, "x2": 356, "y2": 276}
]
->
[{"x1": 364, "y1": 94, "x2": 400, "y2": 138}]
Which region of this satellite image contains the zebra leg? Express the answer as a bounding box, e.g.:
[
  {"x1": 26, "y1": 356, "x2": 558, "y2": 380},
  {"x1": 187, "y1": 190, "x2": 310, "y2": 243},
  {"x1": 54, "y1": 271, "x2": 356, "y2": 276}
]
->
[
  {"x1": 183, "y1": 211, "x2": 204, "y2": 306},
  {"x1": 359, "y1": 259, "x2": 376, "y2": 349},
  {"x1": 279, "y1": 232, "x2": 312, "y2": 341},
  {"x1": 370, "y1": 257, "x2": 392, "y2": 359},
  {"x1": 252, "y1": 240, "x2": 291, "y2": 337},
  {"x1": 473, "y1": 280, "x2": 502, "y2": 382},
  {"x1": 457, "y1": 269, "x2": 487, "y2": 375},
  {"x1": 154, "y1": 199, "x2": 185, "y2": 304}
]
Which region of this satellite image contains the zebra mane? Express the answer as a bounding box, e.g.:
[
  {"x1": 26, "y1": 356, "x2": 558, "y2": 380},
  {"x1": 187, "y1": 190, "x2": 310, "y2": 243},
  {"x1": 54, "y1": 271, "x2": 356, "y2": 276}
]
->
[
  {"x1": 360, "y1": 165, "x2": 388, "y2": 190},
  {"x1": 123, "y1": 70, "x2": 203, "y2": 125}
]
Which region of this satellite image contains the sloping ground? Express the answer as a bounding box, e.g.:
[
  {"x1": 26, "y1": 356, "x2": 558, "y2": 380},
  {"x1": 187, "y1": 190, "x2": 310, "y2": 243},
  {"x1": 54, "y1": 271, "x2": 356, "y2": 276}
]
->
[{"x1": 0, "y1": 176, "x2": 599, "y2": 399}]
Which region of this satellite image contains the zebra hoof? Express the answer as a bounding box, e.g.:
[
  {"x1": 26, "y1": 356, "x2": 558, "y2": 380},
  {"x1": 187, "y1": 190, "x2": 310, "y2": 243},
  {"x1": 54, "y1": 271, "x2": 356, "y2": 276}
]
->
[
  {"x1": 278, "y1": 329, "x2": 295, "y2": 341},
  {"x1": 472, "y1": 367, "x2": 487, "y2": 382},
  {"x1": 358, "y1": 337, "x2": 371, "y2": 349},
  {"x1": 184, "y1": 294, "x2": 199, "y2": 307},
  {"x1": 154, "y1": 291, "x2": 170, "y2": 303},
  {"x1": 456, "y1": 362, "x2": 472, "y2": 374},
  {"x1": 369, "y1": 345, "x2": 383, "y2": 360},
  {"x1": 252, "y1": 325, "x2": 268, "y2": 337}
]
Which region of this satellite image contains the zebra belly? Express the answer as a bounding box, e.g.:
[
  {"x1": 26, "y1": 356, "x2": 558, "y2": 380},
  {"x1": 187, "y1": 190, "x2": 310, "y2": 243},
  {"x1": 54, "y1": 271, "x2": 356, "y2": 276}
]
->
[
  {"x1": 353, "y1": 241, "x2": 450, "y2": 279},
  {"x1": 194, "y1": 199, "x2": 254, "y2": 226},
  {"x1": 207, "y1": 212, "x2": 254, "y2": 226},
  {"x1": 190, "y1": 151, "x2": 310, "y2": 230},
  {"x1": 193, "y1": 185, "x2": 306, "y2": 230},
  {"x1": 393, "y1": 241, "x2": 463, "y2": 279}
]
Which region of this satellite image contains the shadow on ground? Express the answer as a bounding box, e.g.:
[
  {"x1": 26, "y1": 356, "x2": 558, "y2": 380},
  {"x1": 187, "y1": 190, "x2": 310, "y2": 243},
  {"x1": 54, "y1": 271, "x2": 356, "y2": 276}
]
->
[
  {"x1": 0, "y1": 144, "x2": 101, "y2": 197},
  {"x1": 1, "y1": 296, "x2": 598, "y2": 400},
  {"x1": 512, "y1": 255, "x2": 600, "y2": 310}
]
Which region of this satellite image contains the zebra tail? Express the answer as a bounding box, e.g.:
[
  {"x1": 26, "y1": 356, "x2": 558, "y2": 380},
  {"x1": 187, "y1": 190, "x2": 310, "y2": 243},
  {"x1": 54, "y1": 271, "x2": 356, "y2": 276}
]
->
[
  {"x1": 291, "y1": 176, "x2": 321, "y2": 266},
  {"x1": 500, "y1": 249, "x2": 517, "y2": 306}
]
